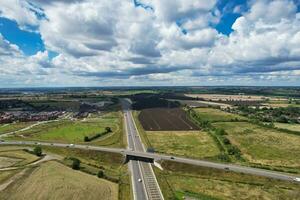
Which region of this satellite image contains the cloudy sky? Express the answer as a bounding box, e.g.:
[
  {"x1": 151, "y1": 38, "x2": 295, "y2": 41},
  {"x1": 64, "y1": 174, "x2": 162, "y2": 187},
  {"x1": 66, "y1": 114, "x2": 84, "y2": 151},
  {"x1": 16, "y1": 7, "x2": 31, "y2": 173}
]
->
[{"x1": 0, "y1": 0, "x2": 300, "y2": 87}]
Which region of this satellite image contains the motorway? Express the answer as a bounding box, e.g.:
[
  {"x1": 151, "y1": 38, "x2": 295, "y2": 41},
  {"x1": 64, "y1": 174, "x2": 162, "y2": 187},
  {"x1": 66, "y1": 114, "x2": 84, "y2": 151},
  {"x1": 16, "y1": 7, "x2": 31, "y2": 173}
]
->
[{"x1": 122, "y1": 99, "x2": 164, "y2": 200}]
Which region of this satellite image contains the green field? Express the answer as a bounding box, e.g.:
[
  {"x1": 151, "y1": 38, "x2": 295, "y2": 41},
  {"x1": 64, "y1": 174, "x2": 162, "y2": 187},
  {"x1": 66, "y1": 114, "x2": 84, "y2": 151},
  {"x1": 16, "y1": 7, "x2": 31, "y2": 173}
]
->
[
  {"x1": 155, "y1": 161, "x2": 300, "y2": 200},
  {"x1": 275, "y1": 123, "x2": 300, "y2": 132},
  {"x1": 194, "y1": 108, "x2": 247, "y2": 122},
  {"x1": 213, "y1": 122, "x2": 300, "y2": 170},
  {"x1": 8, "y1": 112, "x2": 124, "y2": 146},
  {"x1": 146, "y1": 131, "x2": 220, "y2": 159},
  {"x1": 0, "y1": 122, "x2": 35, "y2": 134},
  {"x1": 0, "y1": 161, "x2": 118, "y2": 200}
]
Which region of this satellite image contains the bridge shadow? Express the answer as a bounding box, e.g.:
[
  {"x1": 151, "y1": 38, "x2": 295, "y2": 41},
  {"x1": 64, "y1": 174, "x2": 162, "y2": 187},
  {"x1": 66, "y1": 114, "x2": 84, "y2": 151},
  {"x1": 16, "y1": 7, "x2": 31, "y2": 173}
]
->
[{"x1": 123, "y1": 154, "x2": 154, "y2": 164}]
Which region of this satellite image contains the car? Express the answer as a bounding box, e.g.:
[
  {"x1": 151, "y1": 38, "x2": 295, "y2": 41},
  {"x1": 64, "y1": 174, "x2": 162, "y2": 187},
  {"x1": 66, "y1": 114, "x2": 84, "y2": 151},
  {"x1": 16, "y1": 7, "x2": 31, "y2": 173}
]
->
[
  {"x1": 224, "y1": 167, "x2": 230, "y2": 171},
  {"x1": 70, "y1": 144, "x2": 74, "y2": 147},
  {"x1": 138, "y1": 178, "x2": 142, "y2": 182},
  {"x1": 170, "y1": 157, "x2": 175, "y2": 160},
  {"x1": 0, "y1": 139, "x2": 5, "y2": 142},
  {"x1": 50, "y1": 143, "x2": 54, "y2": 145},
  {"x1": 293, "y1": 178, "x2": 300, "y2": 182}
]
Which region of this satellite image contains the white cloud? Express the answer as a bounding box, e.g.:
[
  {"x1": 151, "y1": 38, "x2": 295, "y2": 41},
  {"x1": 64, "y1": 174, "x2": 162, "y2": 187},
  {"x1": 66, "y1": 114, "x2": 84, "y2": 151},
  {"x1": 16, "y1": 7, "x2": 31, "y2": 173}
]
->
[
  {"x1": 0, "y1": 0, "x2": 300, "y2": 86},
  {"x1": 0, "y1": 0, "x2": 39, "y2": 30}
]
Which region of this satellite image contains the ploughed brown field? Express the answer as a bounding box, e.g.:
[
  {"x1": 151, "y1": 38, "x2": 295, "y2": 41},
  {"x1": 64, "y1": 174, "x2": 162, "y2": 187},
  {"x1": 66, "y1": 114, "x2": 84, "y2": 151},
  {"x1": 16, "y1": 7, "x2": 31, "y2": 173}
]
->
[{"x1": 138, "y1": 108, "x2": 199, "y2": 131}]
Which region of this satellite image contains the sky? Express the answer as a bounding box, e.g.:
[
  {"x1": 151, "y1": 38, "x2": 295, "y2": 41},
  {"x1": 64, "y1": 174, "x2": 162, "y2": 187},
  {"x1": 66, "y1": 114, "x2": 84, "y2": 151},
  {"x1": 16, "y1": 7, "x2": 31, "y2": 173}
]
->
[{"x1": 0, "y1": 0, "x2": 300, "y2": 87}]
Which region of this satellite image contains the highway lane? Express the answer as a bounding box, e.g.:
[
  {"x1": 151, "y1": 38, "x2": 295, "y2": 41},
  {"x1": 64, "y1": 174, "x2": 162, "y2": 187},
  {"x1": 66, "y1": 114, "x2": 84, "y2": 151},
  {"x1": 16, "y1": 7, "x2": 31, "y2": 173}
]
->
[
  {"x1": 122, "y1": 99, "x2": 164, "y2": 200},
  {"x1": 123, "y1": 101, "x2": 148, "y2": 200},
  {"x1": 1, "y1": 140, "x2": 300, "y2": 183},
  {"x1": 125, "y1": 108, "x2": 164, "y2": 200}
]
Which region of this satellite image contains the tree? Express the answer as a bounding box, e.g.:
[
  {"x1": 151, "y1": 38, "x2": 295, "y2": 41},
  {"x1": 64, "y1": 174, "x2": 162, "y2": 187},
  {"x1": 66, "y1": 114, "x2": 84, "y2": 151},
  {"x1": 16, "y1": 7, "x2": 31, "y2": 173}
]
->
[
  {"x1": 71, "y1": 158, "x2": 81, "y2": 170},
  {"x1": 33, "y1": 146, "x2": 42, "y2": 156},
  {"x1": 105, "y1": 127, "x2": 112, "y2": 133},
  {"x1": 84, "y1": 136, "x2": 90, "y2": 142},
  {"x1": 97, "y1": 170, "x2": 104, "y2": 178}
]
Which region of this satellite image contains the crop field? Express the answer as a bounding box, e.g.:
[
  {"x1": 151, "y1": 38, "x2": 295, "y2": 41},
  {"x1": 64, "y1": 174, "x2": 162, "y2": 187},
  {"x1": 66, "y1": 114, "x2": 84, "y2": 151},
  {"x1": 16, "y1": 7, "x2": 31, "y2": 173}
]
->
[
  {"x1": 0, "y1": 161, "x2": 118, "y2": 200},
  {"x1": 0, "y1": 169, "x2": 21, "y2": 185},
  {"x1": 170, "y1": 99, "x2": 232, "y2": 108},
  {"x1": 185, "y1": 94, "x2": 285, "y2": 102},
  {"x1": 9, "y1": 112, "x2": 122, "y2": 144},
  {"x1": 155, "y1": 161, "x2": 300, "y2": 200},
  {"x1": 146, "y1": 131, "x2": 220, "y2": 159},
  {"x1": 275, "y1": 123, "x2": 300, "y2": 132},
  {"x1": 0, "y1": 148, "x2": 39, "y2": 168},
  {"x1": 0, "y1": 122, "x2": 35, "y2": 134},
  {"x1": 39, "y1": 146, "x2": 130, "y2": 200},
  {"x1": 138, "y1": 108, "x2": 199, "y2": 131},
  {"x1": 213, "y1": 122, "x2": 300, "y2": 169},
  {"x1": 194, "y1": 108, "x2": 247, "y2": 122}
]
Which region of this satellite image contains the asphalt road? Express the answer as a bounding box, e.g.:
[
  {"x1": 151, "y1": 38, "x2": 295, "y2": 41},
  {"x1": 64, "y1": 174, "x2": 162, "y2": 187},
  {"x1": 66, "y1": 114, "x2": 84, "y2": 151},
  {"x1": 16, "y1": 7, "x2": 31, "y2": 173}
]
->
[
  {"x1": 122, "y1": 99, "x2": 164, "y2": 200},
  {"x1": 122, "y1": 99, "x2": 148, "y2": 200}
]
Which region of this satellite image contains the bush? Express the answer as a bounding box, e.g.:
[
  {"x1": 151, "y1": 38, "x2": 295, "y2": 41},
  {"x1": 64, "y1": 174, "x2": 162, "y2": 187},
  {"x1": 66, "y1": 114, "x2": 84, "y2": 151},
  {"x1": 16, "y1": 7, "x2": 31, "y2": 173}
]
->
[
  {"x1": 223, "y1": 138, "x2": 231, "y2": 145},
  {"x1": 217, "y1": 153, "x2": 230, "y2": 162},
  {"x1": 228, "y1": 146, "x2": 241, "y2": 156},
  {"x1": 105, "y1": 127, "x2": 112, "y2": 133},
  {"x1": 97, "y1": 170, "x2": 104, "y2": 178},
  {"x1": 71, "y1": 158, "x2": 81, "y2": 170},
  {"x1": 147, "y1": 147, "x2": 155, "y2": 153},
  {"x1": 216, "y1": 128, "x2": 227, "y2": 135},
  {"x1": 33, "y1": 146, "x2": 42, "y2": 157}
]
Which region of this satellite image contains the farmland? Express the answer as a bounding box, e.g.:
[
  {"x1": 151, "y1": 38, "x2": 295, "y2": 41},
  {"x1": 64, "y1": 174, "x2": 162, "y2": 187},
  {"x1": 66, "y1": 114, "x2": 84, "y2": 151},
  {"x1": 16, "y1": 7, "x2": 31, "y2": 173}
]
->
[
  {"x1": 155, "y1": 161, "x2": 300, "y2": 200},
  {"x1": 0, "y1": 149, "x2": 39, "y2": 168},
  {"x1": 146, "y1": 131, "x2": 220, "y2": 159},
  {"x1": 0, "y1": 145, "x2": 130, "y2": 200},
  {"x1": 138, "y1": 108, "x2": 199, "y2": 131},
  {"x1": 185, "y1": 94, "x2": 284, "y2": 102},
  {"x1": 41, "y1": 147, "x2": 130, "y2": 200},
  {"x1": 213, "y1": 122, "x2": 300, "y2": 170},
  {"x1": 0, "y1": 161, "x2": 118, "y2": 200},
  {"x1": 194, "y1": 108, "x2": 247, "y2": 122},
  {"x1": 275, "y1": 123, "x2": 300, "y2": 132}
]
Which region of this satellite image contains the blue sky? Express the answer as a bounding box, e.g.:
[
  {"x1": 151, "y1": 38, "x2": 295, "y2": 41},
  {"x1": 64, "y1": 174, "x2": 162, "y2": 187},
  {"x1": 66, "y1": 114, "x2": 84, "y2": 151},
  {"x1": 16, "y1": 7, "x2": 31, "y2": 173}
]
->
[
  {"x1": 0, "y1": 0, "x2": 300, "y2": 87},
  {"x1": 0, "y1": 17, "x2": 44, "y2": 55}
]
